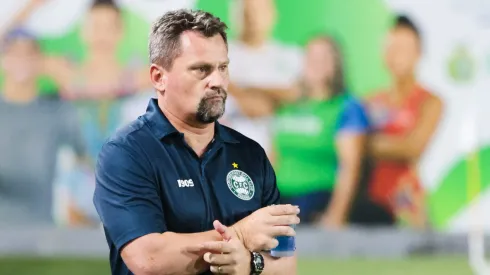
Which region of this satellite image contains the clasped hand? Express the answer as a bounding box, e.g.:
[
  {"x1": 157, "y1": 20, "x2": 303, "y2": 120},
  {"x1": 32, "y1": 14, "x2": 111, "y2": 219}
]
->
[
  {"x1": 201, "y1": 220, "x2": 250, "y2": 275},
  {"x1": 198, "y1": 204, "x2": 300, "y2": 274}
]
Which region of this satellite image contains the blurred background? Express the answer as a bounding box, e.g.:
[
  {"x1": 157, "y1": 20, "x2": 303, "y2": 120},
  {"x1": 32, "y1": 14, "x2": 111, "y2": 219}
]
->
[{"x1": 0, "y1": 0, "x2": 489, "y2": 274}]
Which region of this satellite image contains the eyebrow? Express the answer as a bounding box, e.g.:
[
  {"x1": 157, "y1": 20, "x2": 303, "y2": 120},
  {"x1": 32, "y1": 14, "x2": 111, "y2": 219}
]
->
[
  {"x1": 188, "y1": 59, "x2": 230, "y2": 69},
  {"x1": 188, "y1": 62, "x2": 211, "y2": 69}
]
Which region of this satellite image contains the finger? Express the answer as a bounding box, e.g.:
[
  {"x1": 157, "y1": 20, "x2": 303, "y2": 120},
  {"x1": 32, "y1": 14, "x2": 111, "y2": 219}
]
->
[
  {"x1": 210, "y1": 264, "x2": 233, "y2": 274},
  {"x1": 186, "y1": 243, "x2": 205, "y2": 253},
  {"x1": 267, "y1": 204, "x2": 300, "y2": 216},
  {"x1": 269, "y1": 225, "x2": 296, "y2": 237},
  {"x1": 264, "y1": 238, "x2": 279, "y2": 250},
  {"x1": 269, "y1": 215, "x2": 300, "y2": 226},
  {"x1": 203, "y1": 252, "x2": 235, "y2": 266},
  {"x1": 213, "y1": 220, "x2": 233, "y2": 242},
  {"x1": 200, "y1": 241, "x2": 234, "y2": 253}
]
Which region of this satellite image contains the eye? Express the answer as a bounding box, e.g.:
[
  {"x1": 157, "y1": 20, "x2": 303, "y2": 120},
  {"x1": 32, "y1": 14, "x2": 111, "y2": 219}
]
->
[
  {"x1": 219, "y1": 64, "x2": 228, "y2": 72},
  {"x1": 197, "y1": 66, "x2": 208, "y2": 74}
]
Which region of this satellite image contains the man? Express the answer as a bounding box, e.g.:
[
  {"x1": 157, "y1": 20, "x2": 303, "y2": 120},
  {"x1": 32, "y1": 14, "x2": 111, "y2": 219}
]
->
[
  {"x1": 93, "y1": 9, "x2": 299, "y2": 275},
  {"x1": 0, "y1": 1, "x2": 87, "y2": 226}
]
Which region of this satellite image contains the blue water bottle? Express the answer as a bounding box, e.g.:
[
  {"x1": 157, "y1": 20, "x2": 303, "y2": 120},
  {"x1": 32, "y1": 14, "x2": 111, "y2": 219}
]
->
[{"x1": 270, "y1": 224, "x2": 296, "y2": 257}]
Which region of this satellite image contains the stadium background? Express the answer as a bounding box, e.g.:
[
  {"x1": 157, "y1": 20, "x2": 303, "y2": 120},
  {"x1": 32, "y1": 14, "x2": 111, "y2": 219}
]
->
[{"x1": 0, "y1": 0, "x2": 489, "y2": 274}]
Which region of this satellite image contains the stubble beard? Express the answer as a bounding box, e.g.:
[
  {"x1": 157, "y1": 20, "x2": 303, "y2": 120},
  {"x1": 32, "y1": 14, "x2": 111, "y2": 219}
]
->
[{"x1": 196, "y1": 89, "x2": 228, "y2": 124}]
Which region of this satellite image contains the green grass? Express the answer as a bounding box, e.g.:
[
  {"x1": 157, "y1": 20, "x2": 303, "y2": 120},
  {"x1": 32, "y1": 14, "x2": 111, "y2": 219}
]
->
[
  {"x1": 299, "y1": 257, "x2": 473, "y2": 275},
  {"x1": 0, "y1": 256, "x2": 473, "y2": 275}
]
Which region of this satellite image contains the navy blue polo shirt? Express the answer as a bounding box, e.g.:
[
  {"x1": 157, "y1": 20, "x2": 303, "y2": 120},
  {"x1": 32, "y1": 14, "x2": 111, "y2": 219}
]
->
[{"x1": 93, "y1": 98, "x2": 280, "y2": 275}]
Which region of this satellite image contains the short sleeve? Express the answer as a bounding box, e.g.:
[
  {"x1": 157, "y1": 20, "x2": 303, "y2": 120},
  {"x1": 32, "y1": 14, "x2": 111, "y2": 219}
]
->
[
  {"x1": 93, "y1": 141, "x2": 166, "y2": 251},
  {"x1": 336, "y1": 98, "x2": 370, "y2": 135},
  {"x1": 261, "y1": 151, "x2": 281, "y2": 207}
]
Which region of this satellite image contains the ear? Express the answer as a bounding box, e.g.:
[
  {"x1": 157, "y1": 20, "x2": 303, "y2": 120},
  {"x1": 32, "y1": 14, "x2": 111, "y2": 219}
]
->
[{"x1": 150, "y1": 64, "x2": 167, "y2": 92}]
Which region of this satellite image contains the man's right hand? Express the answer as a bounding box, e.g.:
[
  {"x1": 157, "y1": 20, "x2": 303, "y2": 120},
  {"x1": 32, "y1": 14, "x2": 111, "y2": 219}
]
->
[{"x1": 231, "y1": 204, "x2": 300, "y2": 251}]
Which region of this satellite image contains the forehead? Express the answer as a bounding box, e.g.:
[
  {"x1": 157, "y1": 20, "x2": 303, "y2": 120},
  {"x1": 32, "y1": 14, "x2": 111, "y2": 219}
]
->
[
  {"x1": 87, "y1": 6, "x2": 121, "y2": 22},
  {"x1": 177, "y1": 31, "x2": 228, "y2": 62},
  {"x1": 308, "y1": 39, "x2": 333, "y2": 52},
  {"x1": 244, "y1": 0, "x2": 274, "y2": 10},
  {"x1": 387, "y1": 27, "x2": 419, "y2": 45}
]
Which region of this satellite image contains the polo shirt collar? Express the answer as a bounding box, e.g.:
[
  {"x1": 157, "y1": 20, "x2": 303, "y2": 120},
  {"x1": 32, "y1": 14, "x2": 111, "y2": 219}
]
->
[
  {"x1": 214, "y1": 120, "x2": 239, "y2": 144},
  {"x1": 143, "y1": 98, "x2": 239, "y2": 144}
]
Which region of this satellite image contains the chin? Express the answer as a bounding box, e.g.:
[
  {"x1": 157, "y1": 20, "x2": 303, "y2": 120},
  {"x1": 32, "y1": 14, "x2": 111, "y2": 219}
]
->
[{"x1": 197, "y1": 113, "x2": 224, "y2": 124}]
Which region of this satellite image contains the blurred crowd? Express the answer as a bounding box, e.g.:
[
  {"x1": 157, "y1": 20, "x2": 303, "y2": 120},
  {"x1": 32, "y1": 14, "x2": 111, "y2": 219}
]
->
[{"x1": 0, "y1": 0, "x2": 443, "y2": 230}]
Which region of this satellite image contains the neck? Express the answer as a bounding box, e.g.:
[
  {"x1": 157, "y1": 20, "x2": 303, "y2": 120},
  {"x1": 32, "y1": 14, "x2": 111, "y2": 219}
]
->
[
  {"x1": 158, "y1": 99, "x2": 215, "y2": 157},
  {"x1": 394, "y1": 74, "x2": 416, "y2": 96},
  {"x1": 306, "y1": 82, "x2": 330, "y2": 100},
  {"x1": 2, "y1": 79, "x2": 37, "y2": 103}
]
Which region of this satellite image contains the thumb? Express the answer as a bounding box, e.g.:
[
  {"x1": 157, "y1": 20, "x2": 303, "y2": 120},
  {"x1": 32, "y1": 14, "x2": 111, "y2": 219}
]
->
[{"x1": 213, "y1": 220, "x2": 233, "y2": 242}]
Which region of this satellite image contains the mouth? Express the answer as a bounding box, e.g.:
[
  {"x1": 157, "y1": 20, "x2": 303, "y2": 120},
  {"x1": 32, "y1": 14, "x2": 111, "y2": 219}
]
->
[{"x1": 206, "y1": 95, "x2": 224, "y2": 101}]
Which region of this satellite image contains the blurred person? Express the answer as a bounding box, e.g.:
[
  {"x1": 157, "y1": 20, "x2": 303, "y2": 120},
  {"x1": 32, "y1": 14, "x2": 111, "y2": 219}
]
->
[
  {"x1": 41, "y1": 0, "x2": 152, "y2": 160},
  {"x1": 0, "y1": 21, "x2": 86, "y2": 224},
  {"x1": 8, "y1": 0, "x2": 147, "y2": 159},
  {"x1": 40, "y1": 0, "x2": 155, "y2": 225},
  {"x1": 364, "y1": 15, "x2": 443, "y2": 228},
  {"x1": 68, "y1": 0, "x2": 149, "y2": 157},
  {"x1": 44, "y1": 0, "x2": 151, "y2": 100},
  {"x1": 93, "y1": 9, "x2": 299, "y2": 275},
  {"x1": 273, "y1": 35, "x2": 369, "y2": 228},
  {"x1": 222, "y1": 0, "x2": 303, "y2": 155},
  {"x1": 1, "y1": 0, "x2": 117, "y2": 226}
]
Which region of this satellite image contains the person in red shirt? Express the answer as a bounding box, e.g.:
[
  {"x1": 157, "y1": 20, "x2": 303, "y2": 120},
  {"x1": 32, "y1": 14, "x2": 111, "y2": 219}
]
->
[{"x1": 364, "y1": 15, "x2": 443, "y2": 228}]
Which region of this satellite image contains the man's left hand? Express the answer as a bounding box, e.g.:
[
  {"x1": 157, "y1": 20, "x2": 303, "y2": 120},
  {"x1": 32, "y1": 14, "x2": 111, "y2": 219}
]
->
[{"x1": 201, "y1": 221, "x2": 251, "y2": 274}]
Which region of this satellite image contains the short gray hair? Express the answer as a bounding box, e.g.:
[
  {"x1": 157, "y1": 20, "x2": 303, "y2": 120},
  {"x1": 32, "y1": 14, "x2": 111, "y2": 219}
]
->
[{"x1": 148, "y1": 9, "x2": 228, "y2": 69}]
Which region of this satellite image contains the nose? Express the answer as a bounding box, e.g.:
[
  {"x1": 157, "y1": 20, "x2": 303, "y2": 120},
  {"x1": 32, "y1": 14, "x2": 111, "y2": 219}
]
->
[{"x1": 208, "y1": 69, "x2": 227, "y2": 89}]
